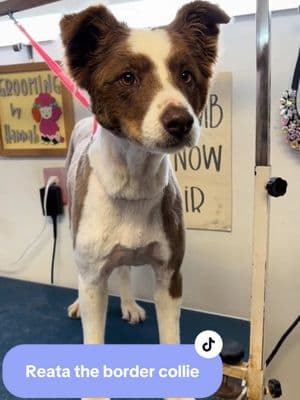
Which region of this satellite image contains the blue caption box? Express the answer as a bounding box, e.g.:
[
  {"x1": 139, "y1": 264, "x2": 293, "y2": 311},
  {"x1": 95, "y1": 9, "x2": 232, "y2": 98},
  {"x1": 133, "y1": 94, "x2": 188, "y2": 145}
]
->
[{"x1": 3, "y1": 344, "x2": 222, "y2": 398}]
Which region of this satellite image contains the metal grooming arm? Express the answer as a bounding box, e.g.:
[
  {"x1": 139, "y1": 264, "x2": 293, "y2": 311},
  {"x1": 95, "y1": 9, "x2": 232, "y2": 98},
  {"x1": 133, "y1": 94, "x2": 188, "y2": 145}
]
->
[
  {"x1": 247, "y1": 0, "x2": 271, "y2": 398},
  {"x1": 223, "y1": 0, "x2": 286, "y2": 399}
]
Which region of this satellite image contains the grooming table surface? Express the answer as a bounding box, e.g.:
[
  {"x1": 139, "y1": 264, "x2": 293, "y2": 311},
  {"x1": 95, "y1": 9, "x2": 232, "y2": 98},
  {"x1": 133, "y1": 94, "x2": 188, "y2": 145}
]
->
[{"x1": 0, "y1": 277, "x2": 249, "y2": 400}]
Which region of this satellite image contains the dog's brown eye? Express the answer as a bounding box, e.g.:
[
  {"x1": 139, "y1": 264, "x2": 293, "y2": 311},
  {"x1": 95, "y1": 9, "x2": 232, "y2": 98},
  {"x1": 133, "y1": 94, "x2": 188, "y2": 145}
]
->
[
  {"x1": 181, "y1": 70, "x2": 193, "y2": 84},
  {"x1": 120, "y1": 72, "x2": 136, "y2": 86}
]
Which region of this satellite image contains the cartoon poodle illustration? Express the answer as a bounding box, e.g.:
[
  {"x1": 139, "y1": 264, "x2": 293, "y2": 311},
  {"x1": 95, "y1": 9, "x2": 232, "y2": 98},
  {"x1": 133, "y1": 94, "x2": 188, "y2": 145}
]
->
[{"x1": 32, "y1": 93, "x2": 64, "y2": 144}]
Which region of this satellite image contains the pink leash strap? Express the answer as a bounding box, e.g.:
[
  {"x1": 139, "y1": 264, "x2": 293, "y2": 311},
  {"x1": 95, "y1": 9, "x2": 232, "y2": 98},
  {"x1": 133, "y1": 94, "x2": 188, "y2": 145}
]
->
[{"x1": 9, "y1": 13, "x2": 98, "y2": 135}]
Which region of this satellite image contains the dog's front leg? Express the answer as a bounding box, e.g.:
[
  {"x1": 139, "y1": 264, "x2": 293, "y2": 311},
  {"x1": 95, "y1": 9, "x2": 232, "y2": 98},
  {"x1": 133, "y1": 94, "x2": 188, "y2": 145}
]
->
[
  {"x1": 154, "y1": 269, "x2": 194, "y2": 400},
  {"x1": 79, "y1": 274, "x2": 108, "y2": 345},
  {"x1": 79, "y1": 275, "x2": 110, "y2": 400},
  {"x1": 119, "y1": 266, "x2": 146, "y2": 324},
  {"x1": 154, "y1": 268, "x2": 182, "y2": 344}
]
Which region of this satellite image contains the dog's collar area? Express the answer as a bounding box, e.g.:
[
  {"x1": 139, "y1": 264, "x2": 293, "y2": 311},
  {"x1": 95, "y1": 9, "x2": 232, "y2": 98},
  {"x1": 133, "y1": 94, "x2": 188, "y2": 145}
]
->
[{"x1": 92, "y1": 117, "x2": 99, "y2": 136}]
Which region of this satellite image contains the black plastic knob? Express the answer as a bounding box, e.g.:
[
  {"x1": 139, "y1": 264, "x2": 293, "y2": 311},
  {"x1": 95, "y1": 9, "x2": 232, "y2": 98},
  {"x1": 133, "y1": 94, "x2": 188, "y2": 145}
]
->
[
  {"x1": 268, "y1": 379, "x2": 282, "y2": 398},
  {"x1": 12, "y1": 43, "x2": 23, "y2": 52},
  {"x1": 266, "y1": 177, "x2": 287, "y2": 197},
  {"x1": 221, "y1": 339, "x2": 245, "y2": 365}
]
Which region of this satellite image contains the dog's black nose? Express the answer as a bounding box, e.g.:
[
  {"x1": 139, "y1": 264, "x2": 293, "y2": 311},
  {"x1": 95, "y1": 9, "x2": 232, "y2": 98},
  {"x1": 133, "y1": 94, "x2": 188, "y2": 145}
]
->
[{"x1": 161, "y1": 106, "x2": 193, "y2": 137}]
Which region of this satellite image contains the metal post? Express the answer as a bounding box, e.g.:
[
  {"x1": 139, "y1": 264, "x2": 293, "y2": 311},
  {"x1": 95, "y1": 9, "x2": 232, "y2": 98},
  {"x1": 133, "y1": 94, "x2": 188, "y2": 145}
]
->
[
  {"x1": 248, "y1": 0, "x2": 271, "y2": 399},
  {"x1": 255, "y1": 0, "x2": 271, "y2": 166}
]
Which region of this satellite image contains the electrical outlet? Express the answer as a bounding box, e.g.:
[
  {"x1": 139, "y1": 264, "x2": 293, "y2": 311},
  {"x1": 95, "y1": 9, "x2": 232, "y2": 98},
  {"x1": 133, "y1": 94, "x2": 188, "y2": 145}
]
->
[{"x1": 43, "y1": 167, "x2": 68, "y2": 205}]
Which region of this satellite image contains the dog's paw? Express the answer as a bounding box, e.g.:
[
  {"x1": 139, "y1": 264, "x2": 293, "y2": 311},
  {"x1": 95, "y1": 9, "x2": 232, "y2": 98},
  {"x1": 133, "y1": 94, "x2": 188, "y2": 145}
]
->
[
  {"x1": 165, "y1": 398, "x2": 195, "y2": 400},
  {"x1": 82, "y1": 398, "x2": 110, "y2": 400},
  {"x1": 121, "y1": 299, "x2": 146, "y2": 324},
  {"x1": 68, "y1": 299, "x2": 81, "y2": 319}
]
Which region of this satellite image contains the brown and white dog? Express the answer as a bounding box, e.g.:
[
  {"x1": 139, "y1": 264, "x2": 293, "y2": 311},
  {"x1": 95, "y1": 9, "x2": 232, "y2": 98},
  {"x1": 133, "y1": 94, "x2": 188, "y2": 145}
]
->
[{"x1": 61, "y1": 2, "x2": 228, "y2": 398}]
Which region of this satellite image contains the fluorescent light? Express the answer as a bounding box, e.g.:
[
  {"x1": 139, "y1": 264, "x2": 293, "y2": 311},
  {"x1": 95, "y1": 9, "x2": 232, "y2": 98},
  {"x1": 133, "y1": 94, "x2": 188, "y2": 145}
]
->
[
  {"x1": 109, "y1": 0, "x2": 185, "y2": 28},
  {"x1": 0, "y1": 0, "x2": 298, "y2": 47}
]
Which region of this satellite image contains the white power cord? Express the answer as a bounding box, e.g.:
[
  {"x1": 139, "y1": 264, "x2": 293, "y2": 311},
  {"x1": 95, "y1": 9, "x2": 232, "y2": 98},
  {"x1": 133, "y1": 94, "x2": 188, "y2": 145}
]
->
[
  {"x1": 0, "y1": 176, "x2": 59, "y2": 274},
  {"x1": 236, "y1": 384, "x2": 247, "y2": 400}
]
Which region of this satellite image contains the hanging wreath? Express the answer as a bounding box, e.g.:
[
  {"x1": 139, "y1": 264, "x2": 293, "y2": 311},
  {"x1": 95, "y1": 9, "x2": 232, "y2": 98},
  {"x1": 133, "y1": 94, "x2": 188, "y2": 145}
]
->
[{"x1": 280, "y1": 50, "x2": 300, "y2": 151}]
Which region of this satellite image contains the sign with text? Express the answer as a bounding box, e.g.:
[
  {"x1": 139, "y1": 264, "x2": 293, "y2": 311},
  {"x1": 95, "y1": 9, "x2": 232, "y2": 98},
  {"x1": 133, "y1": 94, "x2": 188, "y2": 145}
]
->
[
  {"x1": 171, "y1": 72, "x2": 232, "y2": 231},
  {"x1": 0, "y1": 62, "x2": 74, "y2": 157}
]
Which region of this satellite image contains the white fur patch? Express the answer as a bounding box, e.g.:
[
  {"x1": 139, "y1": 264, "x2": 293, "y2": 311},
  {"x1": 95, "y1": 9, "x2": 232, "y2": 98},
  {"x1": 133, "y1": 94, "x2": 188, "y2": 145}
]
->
[
  {"x1": 128, "y1": 29, "x2": 172, "y2": 83},
  {"x1": 78, "y1": 276, "x2": 108, "y2": 344},
  {"x1": 154, "y1": 270, "x2": 182, "y2": 344},
  {"x1": 75, "y1": 128, "x2": 171, "y2": 284}
]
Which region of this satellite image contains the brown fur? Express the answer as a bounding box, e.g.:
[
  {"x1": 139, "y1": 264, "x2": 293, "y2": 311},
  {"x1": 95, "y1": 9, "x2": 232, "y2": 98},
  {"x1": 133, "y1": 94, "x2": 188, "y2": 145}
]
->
[
  {"x1": 167, "y1": 41, "x2": 209, "y2": 114},
  {"x1": 90, "y1": 52, "x2": 162, "y2": 140},
  {"x1": 71, "y1": 146, "x2": 91, "y2": 247},
  {"x1": 168, "y1": 1, "x2": 230, "y2": 78},
  {"x1": 60, "y1": 7, "x2": 163, "y2": 140},
  {"x1": 60, "y1": 6, "x2": 128, "y2": 90},
  {"x1": 161, "y1": 173, "x2": 185, "y2": 298},
  {"x1": 100, "y1": 242, "x2": 163, "y2": 278},
  {"x1": 65, "y1": 133, "x2": 75, "y2": 232},
  {"x1": 60, "y1": 2, "x2": 229, "y2": 144}
]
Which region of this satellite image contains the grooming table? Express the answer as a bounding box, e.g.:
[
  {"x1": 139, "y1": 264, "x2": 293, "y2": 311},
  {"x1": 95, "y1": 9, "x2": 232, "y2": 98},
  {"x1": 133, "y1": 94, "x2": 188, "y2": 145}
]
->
[{"x1": 0, "y1": 277, "x2": 249, "y2": 400}]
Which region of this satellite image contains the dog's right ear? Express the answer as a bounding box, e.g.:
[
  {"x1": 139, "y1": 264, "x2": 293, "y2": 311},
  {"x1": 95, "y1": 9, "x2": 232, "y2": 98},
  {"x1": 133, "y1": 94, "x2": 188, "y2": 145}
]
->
[{"x1": 60, "y1": 5, "x2": 127, "y2": 89}]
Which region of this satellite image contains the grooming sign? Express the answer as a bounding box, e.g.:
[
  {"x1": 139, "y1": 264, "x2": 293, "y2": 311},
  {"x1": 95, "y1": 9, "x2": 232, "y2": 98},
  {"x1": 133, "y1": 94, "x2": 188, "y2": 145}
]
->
[
  {"x1": 0, "y1": 63, "x2": 74, "y2": 157},
  {"x1": 172, "y1": 72, "x2": 232, "y2": 231}
]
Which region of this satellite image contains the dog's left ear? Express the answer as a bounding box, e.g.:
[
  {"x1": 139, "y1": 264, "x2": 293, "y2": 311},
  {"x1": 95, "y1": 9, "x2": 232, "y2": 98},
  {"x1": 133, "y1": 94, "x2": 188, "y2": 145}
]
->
[{"x1": 168, "y1": 1, "x2": 230, "y2": 76}]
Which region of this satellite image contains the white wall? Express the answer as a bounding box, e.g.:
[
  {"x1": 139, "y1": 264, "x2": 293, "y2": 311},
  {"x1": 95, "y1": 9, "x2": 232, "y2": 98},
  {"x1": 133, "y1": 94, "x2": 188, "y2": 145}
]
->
[
  {"x1": 265, "y1": 10, "x2": 300, "y2": 400},
  {"x1": 0, "y1": 9, "x2": 300, "y2": 399}
]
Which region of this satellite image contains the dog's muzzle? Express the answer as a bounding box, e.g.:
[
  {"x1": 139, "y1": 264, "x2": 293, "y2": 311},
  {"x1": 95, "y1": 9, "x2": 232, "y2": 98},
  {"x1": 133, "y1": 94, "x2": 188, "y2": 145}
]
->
[{"x1": 160, "y1": 105, "x2": 194, "y2": 139}]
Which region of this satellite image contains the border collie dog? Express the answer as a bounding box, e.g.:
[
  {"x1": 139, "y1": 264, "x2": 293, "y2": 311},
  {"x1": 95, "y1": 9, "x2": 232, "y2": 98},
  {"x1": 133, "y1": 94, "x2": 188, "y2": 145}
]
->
[{"x1": 61, "y1": 2, "x2": 228, "y2": 398}]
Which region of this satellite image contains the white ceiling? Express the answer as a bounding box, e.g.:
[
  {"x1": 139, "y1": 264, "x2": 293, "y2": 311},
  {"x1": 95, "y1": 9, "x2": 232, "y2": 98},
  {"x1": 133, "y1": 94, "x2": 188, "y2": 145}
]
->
[
  {"x1": 0, "y1": 0, "x2": 298, "y2": 46},
  {"x1": 0, "y1": 0, "x2": 299, "y2": 19}
]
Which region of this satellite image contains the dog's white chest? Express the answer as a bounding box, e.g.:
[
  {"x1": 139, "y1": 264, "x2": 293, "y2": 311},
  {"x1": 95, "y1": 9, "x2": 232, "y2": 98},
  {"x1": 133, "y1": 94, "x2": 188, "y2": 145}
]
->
[{"x1": 76, "y1": 172, "x2": 170, "y2": 271}]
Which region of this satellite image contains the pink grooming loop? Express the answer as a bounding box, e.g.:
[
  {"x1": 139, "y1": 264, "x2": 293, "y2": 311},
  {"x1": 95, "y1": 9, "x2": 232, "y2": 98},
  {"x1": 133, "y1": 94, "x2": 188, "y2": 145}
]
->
[{"x1": 10, "y1": 14, "x2": 99, "y2": 135}]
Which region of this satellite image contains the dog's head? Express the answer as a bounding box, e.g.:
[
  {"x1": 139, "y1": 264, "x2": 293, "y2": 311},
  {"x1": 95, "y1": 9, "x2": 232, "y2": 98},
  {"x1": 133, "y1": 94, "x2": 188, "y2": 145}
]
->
[{"x1": 60, "y1": 1, "x2": 229, "y2": 153}]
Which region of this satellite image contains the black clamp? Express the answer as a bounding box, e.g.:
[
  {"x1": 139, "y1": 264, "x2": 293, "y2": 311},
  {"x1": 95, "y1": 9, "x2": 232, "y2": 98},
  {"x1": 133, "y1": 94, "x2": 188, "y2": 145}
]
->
[
  {"x1": 268, "y1": 379, "x2": 282, "y2": 398},
  {"x1": 266, "y1": 177, "x2": 287, "y2": 197},
  {"x1": 8, "y1": 11, "x2": 18, "y2": 24}
]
